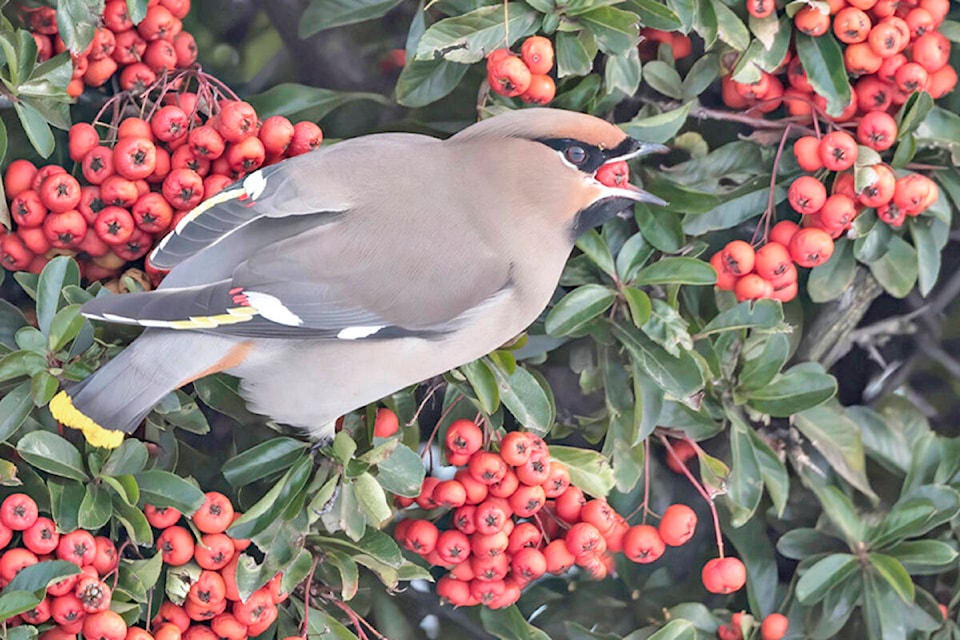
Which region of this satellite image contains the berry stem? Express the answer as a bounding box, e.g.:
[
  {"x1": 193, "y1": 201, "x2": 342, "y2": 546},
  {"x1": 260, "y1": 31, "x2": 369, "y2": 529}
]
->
[
  {"x1": 300, "y1": 554, "x2": 321, "y2": 638},
  {"x1": 419, "y1": 393, "x2": 465, "y2": 464},
  {"x1": 659, "y1": 433, "x2": 724, "y2": 558},
  {"x1": 752, "y1": 123, "x2": 794, "y2": 247}
]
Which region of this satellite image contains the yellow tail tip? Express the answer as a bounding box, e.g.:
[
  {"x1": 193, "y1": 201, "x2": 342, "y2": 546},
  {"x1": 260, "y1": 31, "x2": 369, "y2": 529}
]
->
[{"x1": 50, "y1": 391, "x2": 125, "y2": 450}]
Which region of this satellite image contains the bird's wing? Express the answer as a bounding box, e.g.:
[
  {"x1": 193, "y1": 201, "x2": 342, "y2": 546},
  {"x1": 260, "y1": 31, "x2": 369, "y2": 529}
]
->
[
  {"x1": 85, "y1": 132, "x2": 515, "y2": 338},
  {"x1": 148, "y1": 133, "x2": 437, "y2": 270}
]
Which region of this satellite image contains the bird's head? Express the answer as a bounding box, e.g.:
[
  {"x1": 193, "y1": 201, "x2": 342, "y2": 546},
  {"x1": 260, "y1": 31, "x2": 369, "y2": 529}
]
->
[{"x1": 455, "y1": 108, "x2": 668, "y2": 236}]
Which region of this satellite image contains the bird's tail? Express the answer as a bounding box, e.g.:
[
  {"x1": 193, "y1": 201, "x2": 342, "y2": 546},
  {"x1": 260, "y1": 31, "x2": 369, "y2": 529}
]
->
[{"x1": 50, "y1": 329, "x2": 241, "y2": 448}]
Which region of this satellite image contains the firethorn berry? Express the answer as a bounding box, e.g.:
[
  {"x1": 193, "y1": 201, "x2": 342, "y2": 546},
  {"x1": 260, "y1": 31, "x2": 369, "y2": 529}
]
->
[
  {"x1": 416, "y1": 477, "x2": 440, "y2": 509},
  {"x1": 471, "y1": 530, "x2": 509, "y2": 557},
  {"x1": 194, "y1": 533, "x2": 235, "y2": 571},
  {"x1": 131, "y1": 192, "x2": 174, "y2": 234},
  {"x1": 259, "y1": 115, "x2": 295, "y2": 156},
  {"x1": 91, "y1": 536, "x2": 117, "y2": 576},
  {"x1": 75, "y1": 576, "x2": 111, "y2": 613},
  {"x1": 434, "y1": 480, "x2": 468, "y2": 509},
  {"x1": 173, "y1": 31, "x2": 198, "y2": 66},
  {"x1": 702, "y1": 557, "x2": 747, "y2": 594},
  {"x1": 505, "y1": 522, "x2": 540, "y2": 555},
  {"x1": 114, "y1": 29, "x2": 148, "y2": 65},
  {"x1": 0, "y1": 234, "x2": 34, "y2": 271},
  {"x1": 858, "y1": 163, "x2": 896, "y2": 207},
  {"x1": 82, "y1": 146, "x2": 116, "y2": 185},
  {"x1": 509, "y1": 547, "x2": 547, "y2": 582},
  {"x1": 84, "y1": 610, "x2": 128, "y2": 640},
  {"x1": 788, "y1": 176, "x2": 827, "y2": 215},
  {"x1": 4, "y1": 159, "x2": 38, "y2": 199},
  {"x1": 543, "y1": 461, "x2": 571, "y2": 498},
  {"x1": 372, "y1": 407, "x2": 399, "y2": 438},
  {"x1": 437, "y1": 575, "x2": 472, "y2": 606},
  {"x1": 210, "y1": 614, "x2": 247, "y2": 640},
  {"x1": 453, "y1": 505, "x2": 477, "y2": 534},
  {"x1": 709, "y1": 253, "x2": 738, "y2": 291},
  {"x1": 894, "y1": 173, "x2": 938, "y2": 216},
  {"x1": 754, "y1": 242, "x2": 792, "y2": 281},
  {"x1": 819, "y1": 194, "x2": 858, "y2": 231},
  {"x1": 152, "y1": 105, "x2": 190, "y2": 142},
  {"x1": 22, "y1": 516, "x2": 59, "y2": 555},
  {"x1": 100, "y1": 175, "x2": 141, "y2": 208},
  {"x1": 21, "y1": 597, "x2": 51, "y2": 624},
  {"x1": 94, "y1": 206, "x2": 135, "y2": 245},
  {"x1": 163, "y1": 168, "x2": 205, "y2": 209},
  {"x1": 520, "y1": 36, "x2": 553, "y2": 75},
  {"x1": 927, "y1": 64, "x2": 958, "y2": 98},
  {"x1": 470, "y1": 551, "x2": 510, "y2": 581},
  {"x1": 665, "y1": 437, "x2": 696, "y2": 473},
  {"x1": 403, "y1": 519, "x2": 439, "y2": 555},
  {"x1": 541, "y1": 538, "x2": 576, "y2": 574},
  {"x1": 446, "y1": 419, "x2": 483, "y2": 456},
  {"x1": 468, "y1": 451, "x2": 508, "y2": 485},
  {"x1": 735, "y1": 274, "x2": 773, "y2": 302},
  {"x1": 454, "y1": 468, "x2": 488, "y2": 505},
  {"x1": 57, "y1": 529, "x2": 97, "y2": 566},
  {"x1": 50, "y1": 593, "x2": 85, "y2": 626},
  {"x1": 746, "y1": 0, "x2": 775, "y2": 18},
  {"x1": 508, "y1": 484, "x2": 545, "y2": 518},
  {"x1": 565, "y1": 521, "x2": 606, "y2": 558},
  {"x1": 489, "y1": 55, "x2": 532, "y2": 98},
  {"x1": 515, "y1": 454, "x2": 550, "y2": 486},
  {"x1": 0, "y1": 547, "x2": 39, "y2": 582},
  {"x1": 187, "y1": 125, "x2": 226, "y2": 160},
  {"x1": 103, "y1": 0, "x2": 133, "y2": 31},
  {"x1": 911, "y1": 31, "x2": 950, "y2": 72},
  {"x1": 435, "y1": 529, "x2": 471, "y2": 565},
  {"x1": 215, "y1": 101, "x2": 259, "y2": 143},
  {"x1": 39, "y1": 173, "x2": 82, "y2": 214},
  {"x1": 895, "y1": 61, "x2": 929, "y2": 92},
  {"x1": 20, "y1": 227, "x2": 51, "y2": 255},
  {"x1": 113, "y1": 137, "x2": 158, "y2": 180},
  {"x1": 818, "y1": 131, "x2": 858, "y2": 172},
  {"x1": 595, "y1": 160, "x2": 629, "y2": 188},
  {"x1": 154, "y1": 602, "x2": 192, "y2": 631},
  {"x1": 760, "y1": 613, "x2": 789, "y2": 640},
  {"x1": 157, "y1": 525, "x2": 195, "y2": 565},
  {"x1": 520, "y1": 74, "x2": 556, "y2": 105},
  {"x1": 287, "y1": 121, "x2": 324, "y2": 156},
  {"x1": 622, "y1": 524, "x2": 666, "y2": 564},
  {"x1": 580, "y1": 499, "x2": 617, "y2": 535},
  {"x1": 857, "y1": 111, "x2": 897, "y2": 152},
  {"x1": 488, "y1": 468, "x2": 519, "y2": 499},
  {"x1": 188, "y1": 570, "x2": 227, "y2": 607},
  {"x1": 718, "y1": 240, "x2": 755, "y2": 276},
  {"x1": 470, "y1": 577, "x2": 506, "y2": 605},
  {"x1": 789, "y1": 228, "x2": 834, "y2": 268},
  {"x1": 657, "y1": 504, "x2": 697, "y2": 546},
  {"x1": 833, "y1": 7, "x2": 871, "y2": 43},
  {"x1": 0, "y1": 493, "x2": 39, "y2": 531},
  {"x1": 474, "y1": 498, "x2": 511, "y2": 535},
  {"x1": 69, "y1": 123, "x2": 101, "y2": 163},
  {"x1": 225, "y1": 136, "x2": 266, "y2": 173},
  {"x1": 792, "y1": 136, "x2": 822, "y2": 172},
  {"x1": 498, "y1": 431, "x2": 532, "y2": 467},
  {"x1": 794, "y1": 5, "x2": 830, "y2": 36}
]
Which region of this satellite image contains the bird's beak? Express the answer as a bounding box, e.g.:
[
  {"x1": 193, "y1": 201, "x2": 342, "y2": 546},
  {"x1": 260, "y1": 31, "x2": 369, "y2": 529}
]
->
[{"x1": 593, "y1": 138, "x2": 669, "y2": 207}]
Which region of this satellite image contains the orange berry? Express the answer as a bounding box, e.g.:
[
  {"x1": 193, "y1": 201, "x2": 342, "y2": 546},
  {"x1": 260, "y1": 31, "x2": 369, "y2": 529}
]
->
[
  {"x1": 760, "y1": 613, "x2": 789, "y2": 640},
  {"x1": 702, "y1": 557, "x2": 747, "y2": 594},
  {"x1": 833, "y1": 7, "x2": 871, "y2": 43},
  {"x1": 735, "y1": 274, "x2": 774, "y2": 302},
  {"x1": 794, "y1": 5, "x2": 830, "y2": 36},
  {"x1": 818, "y1": 131, "x2": 858, "y2": 172},
  {"x1": 720, "y1": 240, "x2": 756, "y2": 276},
  {"x1": 789, "y1": 228, "x2": 834, "y2": 268},
  {"x1": 857, "y1": 111, "x2": 897, "y2": 152},
  {"x1": 520, "y1": 36, "x2": 554, "y2": 75},
  {"x1": 622, "y1": 525, "x2": 666, "y2": 564},
  {"x1": 373, "y1": 408, "x2": 399, "y2": 437},
  {"x1": 793, "y1": 136, "x2": 823, "y2": 172},
  {"x1": 488, "y1": 56, "x2": 532, "y2": 98},
  {"x1": 788, "y1": 176, "x2": 827, "y2": 215},
  {"x1": 657, "y1": 504, "x2": 697, "y2": 546}
]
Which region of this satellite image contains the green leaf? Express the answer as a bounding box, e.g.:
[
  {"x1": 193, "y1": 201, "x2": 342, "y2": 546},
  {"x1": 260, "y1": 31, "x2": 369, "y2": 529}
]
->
[
  {"x1": 808, "y1": 237, "x2": 856, "y2": 302},
  {"x1": 415, "y1": 4, "x2": 539, "y2": 64},
  {"x1": 869, "y1": 234, "x2": 917, "y2": 299},
  {"x1": 727, "y1": 411, "x2": 763, "y2": 526},
  {"x1": 794, "y1": 32, "x2": 851, "y2": 117},
  {"x1": 248, "y1": 84, "x2": 389, "y2": 121},
  {"x1": 134, "y1": 469, "x2": 205, "y2": 513},
  {"x1": 0, "y1": 381, "x2": 33, "y2": 443},
  {"x1": 30, "y1": 371, "x2": 58, "y2": 407},
  {"x1": 612, "y1": 320, "x2": 703, "y2": 401},
  {"x1": 748, "y1": 426, "x2": 789, "y2": 517},
  {"x1": 884, "y1": 540, "x2": 959, "y2": 575},
  {"x1": 8, "y1": 560, "x2": 78, "y2": 594},
  {"x1": 620, "y1": 102, "x2": 691, "y2": 144},
  {"x1": 682, "y1": 53, "x2": 719, "y2": 102},
  {"x1": 711, "y1": 0, "x2": 750, "y2": 50},
  {"x1": 555, "y1": 31, "x2": 596, "y2": 78},
  {"x1": 47, "y1": 304, "x2": 84, "y2": 352},
  {"x1": 868, "y1": 554, "x2": 914, "y2": 603},
  {"x1": 549, "y1": 445, "x2": 615, "y2": 498},
  {"x1": 13, "y1": 101, "x2": 55, "y2": 159},
  {"x1": 738, "y1": 333, "x2": 790, "y2": 393},
  {"x1": 777, "y1": 528, "x2": 847, "y2": 560},
  {"x1": 56, "y1": 0, "x2": 100, "y2": 54},
  {"x1": 489, "y1": 364, "x2": 554, "y2": 436},
  {"x1": 395, "y1": 59, "x2": 469, "y2": 108},
  {"x1": 635, "y1": 257, "x2": 716, "y2": 286},
  {"x1": 895, "y1": 91, "x2": 934, "y2": 140},
  {"x1": 795, "y1": 405, "x2": 875, "y2": 500},
  {"x1": 545, "y1": 285, "x2": 616, "y2": 337},
  {"x1": 78, "y1": 484, "x2": 112, "y2": 530},
  {"x1": 460, "y1": 358, "x2": 500, "y2": 415},
  {"x1": 909, "y1": 215, "x2": 945, "y2": 297},
  {"x1": 353, "y1": 472, "x2": 391, "y2": 526},
  {"x1": 17, "y1": 431, "x2": 88, "y2": 481},
  {"x1": 576, "y1": 228, "x2": 616, "y2": 277},
  {"x1": 300, "y1": 0, "x2": 404, "y2": 36},
  {"x1": 622, "y1": 286, "x2": 652, "y2": 327},
  {"x1": 325, "y1": 549, "x2": 360, "y2": 601},
  {"x1": 48, "y1": 478, "x2": 84, "y2": 533},
  {"x1": 36, "y1": 257, "x2": 79, "y2": 337},
  {"x1": 643, "y1": 60, "x2": 683, "y2": 99},
  {"x1": 747, "y1": 362, "x2": 836, "y2": 417},
  {"x1": 577, "y1": 6, "x2": 640, "y2": 54},
  {"x1": 480, "y1": 604, "x2": 551, "y2": 640},
  {"x1": 222, "y1": 437, "x2": 307, "y2": 488},
  {"x1": 604, "y1": 48, "x2": 641, "y2": 96},
  {"x1": 795, "y1": 553, "x2": 859, "y2": 604},
  {"x1": 228, "y1": 455, "x2": 313, "y2": 540},
  {"x1": 624, "y1": 0, "x2": 683, "y2": 30},
  {"x1": 375, "y1": 442, "x2": 425, "y2": 497},
  {"x1": 0, "y1": 350, "x2": 47, "y2": 383},
  {"x1": 0, "y1": 591, "x2": 43, "y2": 621}
]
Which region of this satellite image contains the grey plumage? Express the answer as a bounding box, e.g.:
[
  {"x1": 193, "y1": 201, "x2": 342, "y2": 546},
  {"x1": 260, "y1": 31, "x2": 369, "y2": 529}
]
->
[{"x1": 54, "y1": 108, "x2": 665, "y2": 444}]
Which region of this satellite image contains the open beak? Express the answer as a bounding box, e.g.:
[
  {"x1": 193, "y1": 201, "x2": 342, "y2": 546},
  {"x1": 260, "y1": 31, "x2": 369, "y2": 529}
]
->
[{"x1": 593, "y1": 139, "x2": 669, "y2": 208}]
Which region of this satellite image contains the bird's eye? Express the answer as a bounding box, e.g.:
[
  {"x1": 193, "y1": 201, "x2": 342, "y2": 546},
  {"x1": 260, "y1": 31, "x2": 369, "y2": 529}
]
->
[{"x1": 564, "y1": 146, "x2": 587, "y2": 165}]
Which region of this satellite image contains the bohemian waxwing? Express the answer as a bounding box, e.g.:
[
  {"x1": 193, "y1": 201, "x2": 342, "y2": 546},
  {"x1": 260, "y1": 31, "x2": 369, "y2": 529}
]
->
[{"x1": 50, "y1": 108, "x2": 666, "y2": 448}]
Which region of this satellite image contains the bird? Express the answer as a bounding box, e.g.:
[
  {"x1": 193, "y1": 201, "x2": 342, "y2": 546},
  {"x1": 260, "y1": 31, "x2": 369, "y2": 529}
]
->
[{"x1": 50, "y1": 107, "x2": 667, "y2": 448}]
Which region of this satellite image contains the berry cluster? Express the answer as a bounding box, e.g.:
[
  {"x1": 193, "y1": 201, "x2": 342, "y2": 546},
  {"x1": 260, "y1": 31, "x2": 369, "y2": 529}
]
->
[
  {"x1": 0, "y1": 491, "x2": 291, "y2": 640},
  {"x1": 21, "y1": 0, "x2": 198, "y2": 97},
  {"x1": 485, "y1": 36, "x2": 556, "y2": 104},
  {"x1": 638, "y1": 28, "x2": 693, "y2": 61},
  {"x1": 1, "y1": 0, "x2": 324, "y2": 285},
  {"x1": 717, "y1": 611, "x2": 789, "y2": 640},
  {"x1": 390, "y1": 419, "x2": 717, "y2": 609},
  {"x1": 710, "y1": 235, "x2": 806, "y2": 303},
  {"x1": 727, "y1": 0, "x2": 955, "y2": 114}
]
